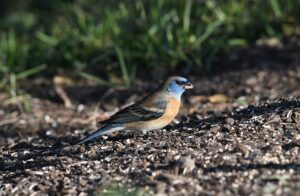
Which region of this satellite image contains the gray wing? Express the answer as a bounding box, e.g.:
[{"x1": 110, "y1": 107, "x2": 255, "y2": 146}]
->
[{"x1": 100, "y1": 99, "x2": 167, "y2": 125}]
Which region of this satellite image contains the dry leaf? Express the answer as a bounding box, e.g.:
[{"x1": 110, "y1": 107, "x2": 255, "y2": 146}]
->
[
  {"x1": 294, "y1": 112, "x2": 300, "y2": 126},
  {"x1": 189, "y1": 95, "x2": 208, "y2": 104},
  {"x1": 53, "y1": 76, "x2": 73, "y2": 108},
  {"x1": 264, "y1": 114, "x2": 281, "y2": 125},
  {"x1": 208, "y1": 94, "x2": 229, "y2": 103},
  {"x1": 53, "y1": 76, "x2": 74, "y2": 86},
  {"x1": 178, "y1": 155, "x2": 196, "y2": 174}
]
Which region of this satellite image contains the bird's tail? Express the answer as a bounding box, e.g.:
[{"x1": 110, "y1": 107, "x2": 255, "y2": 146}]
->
[
  {"x1": 73, "y1": 124, "x2": 124, "y2": 146},
  {"x1": 40, "y1": 124, "x2": 124, "y2": 155}
]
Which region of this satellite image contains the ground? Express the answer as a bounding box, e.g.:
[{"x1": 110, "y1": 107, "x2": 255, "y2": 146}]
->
[{"x1": 1, "y1": 48, "x2": 300, "y2": 195}]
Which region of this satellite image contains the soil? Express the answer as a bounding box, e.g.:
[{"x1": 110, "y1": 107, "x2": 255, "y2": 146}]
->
[{"x1": 1, "y1": 47, "x2": 300, "y2": 195}]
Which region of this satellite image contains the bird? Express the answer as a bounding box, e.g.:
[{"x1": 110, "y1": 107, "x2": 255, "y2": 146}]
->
[
  {"x1": 42, "y1": 76, "x2": 192, "y2": 154},
  {"x1": 73, "y1": 76, "x2": 193, "y2": 146}
]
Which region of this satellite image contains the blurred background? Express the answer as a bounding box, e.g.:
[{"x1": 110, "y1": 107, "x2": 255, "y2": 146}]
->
[
  {"x1": 0, "y1": 0, "x2": 299, "y2": 89},
  {"x1": 2, "y1": 1, "x2": 300, "y2": 194}
]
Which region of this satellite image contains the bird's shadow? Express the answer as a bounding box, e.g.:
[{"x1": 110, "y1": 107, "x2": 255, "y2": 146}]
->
[
  {"x1": 0, "y1": 133, "x2": 135, "y2": 174},
  {"x1": 202, "y1": 162, "x2": 300, "y2": 174},
  {"x1": 178, "y1": 98, "x2": 300, "y2": 129}
]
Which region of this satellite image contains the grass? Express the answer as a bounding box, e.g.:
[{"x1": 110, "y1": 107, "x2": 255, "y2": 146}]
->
[{"x1": 0, "y1": 0, "x2": 300, "y2": 90}]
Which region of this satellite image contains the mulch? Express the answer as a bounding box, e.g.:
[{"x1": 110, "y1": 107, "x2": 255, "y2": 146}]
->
[{"x1": 1, "y1": 63, "x2": 300, "y2": 195}]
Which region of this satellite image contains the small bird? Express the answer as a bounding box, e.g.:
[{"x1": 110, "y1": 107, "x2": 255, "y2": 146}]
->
[{"x1": 74, "y1": 76, "x2": 193, "y2": 146}]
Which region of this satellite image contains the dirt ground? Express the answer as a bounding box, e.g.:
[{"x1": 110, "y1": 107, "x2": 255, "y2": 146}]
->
[{"x1": 1, "y1": 47, "x2": 300, "y2": 195}]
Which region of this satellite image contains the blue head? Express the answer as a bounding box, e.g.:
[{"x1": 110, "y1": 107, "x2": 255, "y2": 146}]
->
[{"x1": 162, "y1": 76, "x2": 193, "y2": 99}]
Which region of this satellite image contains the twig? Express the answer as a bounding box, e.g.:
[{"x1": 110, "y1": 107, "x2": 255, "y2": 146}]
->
[{"x1": 0, "y1": 118, "x2": 18, "y2": 126}]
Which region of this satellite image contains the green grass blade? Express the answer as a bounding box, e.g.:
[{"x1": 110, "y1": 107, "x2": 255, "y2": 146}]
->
[
  {"x1": 79, "y1": 72, "x2": 112, "y2": 86},
  {"x1": 193, "y1": 19, "x2": 224, "y2": 48},
  {"x1": 23, "y1": 94, "x2": 32, "y2": 113},
  {"x1": 183, "y1": 0, "x2": 192, "y2": 32},
  {"x1": 115, "y1": 46, "x2": 130, "y2": 86},
  {"x1": 35, "y1": 32, "x2": 58, "y2": 46},
  {"x1": 269, "y1": 0, "x2": 282, "y2": 18},
  {"x1": 15, "y1": 64, "x2": 47, "y2": 80}
]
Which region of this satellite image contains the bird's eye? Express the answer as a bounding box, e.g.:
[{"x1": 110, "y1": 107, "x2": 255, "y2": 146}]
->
[{"x1": 175, "y1": 80, "x2": 182, "y2": 85}]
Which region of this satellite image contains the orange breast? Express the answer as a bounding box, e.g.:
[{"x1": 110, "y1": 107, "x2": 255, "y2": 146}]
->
[
  {"x1": 161, "y1": 97, "x2": 180, "y2": 123},
  {"x1": 126, "y1": 97, "x2": 180, "y2": 131}
]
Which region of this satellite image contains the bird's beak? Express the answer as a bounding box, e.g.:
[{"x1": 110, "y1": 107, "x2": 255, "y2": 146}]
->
[{"x1": 183, "y1": 81, "x2": 193, "y2": 89}]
